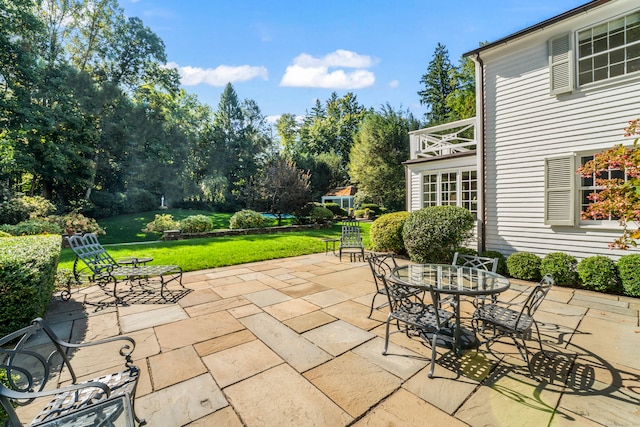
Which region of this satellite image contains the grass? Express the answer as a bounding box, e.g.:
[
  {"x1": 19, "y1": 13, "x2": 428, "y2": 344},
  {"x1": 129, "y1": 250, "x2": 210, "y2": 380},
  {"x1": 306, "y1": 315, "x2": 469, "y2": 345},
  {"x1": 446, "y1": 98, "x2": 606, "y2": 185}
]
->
[{"x1": 59, "y1": 221, "x2": 372, "y2": 273}]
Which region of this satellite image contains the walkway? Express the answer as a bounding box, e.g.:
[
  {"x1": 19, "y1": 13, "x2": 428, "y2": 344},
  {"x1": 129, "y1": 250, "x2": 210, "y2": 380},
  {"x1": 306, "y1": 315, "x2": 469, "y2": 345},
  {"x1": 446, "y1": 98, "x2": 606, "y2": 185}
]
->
[{"x1": 36, "y1": 253, "x2": 640, "y2": 426}]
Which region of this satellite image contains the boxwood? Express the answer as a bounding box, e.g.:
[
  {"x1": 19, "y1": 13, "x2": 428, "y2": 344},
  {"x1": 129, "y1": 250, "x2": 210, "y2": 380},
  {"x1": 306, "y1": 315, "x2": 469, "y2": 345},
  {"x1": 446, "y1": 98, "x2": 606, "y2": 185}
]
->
[{"x1": 0, "y1": 235, "x2": 61, "y2": 337}]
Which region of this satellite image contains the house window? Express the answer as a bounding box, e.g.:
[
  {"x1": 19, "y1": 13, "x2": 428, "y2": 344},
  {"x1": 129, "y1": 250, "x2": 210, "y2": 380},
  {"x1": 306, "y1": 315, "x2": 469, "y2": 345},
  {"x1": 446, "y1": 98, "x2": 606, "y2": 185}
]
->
[
  {"x1": 577, "y1": 11, "x2": 640, "y2": 86},
  {"x1": 422, "y1": 170, "x2": 477, "y2": 216},
  {"x1": 579, "y1": 154, "x2": 630, "y2": 222}
]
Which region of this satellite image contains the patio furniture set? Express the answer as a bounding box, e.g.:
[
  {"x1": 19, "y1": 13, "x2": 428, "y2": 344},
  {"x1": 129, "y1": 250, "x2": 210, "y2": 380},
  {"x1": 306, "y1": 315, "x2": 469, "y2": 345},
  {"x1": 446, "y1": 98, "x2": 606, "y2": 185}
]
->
[{"x1": 367, "y1": 251, "x2": 554, "y2": 380}]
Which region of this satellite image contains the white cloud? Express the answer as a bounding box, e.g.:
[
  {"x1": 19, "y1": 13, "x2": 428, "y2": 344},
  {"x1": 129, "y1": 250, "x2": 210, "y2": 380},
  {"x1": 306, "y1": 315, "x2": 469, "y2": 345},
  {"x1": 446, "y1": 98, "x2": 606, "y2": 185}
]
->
[
  {"x1": 166, "y1": 62, "x2": 268, "y2": 86},
  {"x1": 389, "y1": 80, "x2": 400, "y2": 88},
  {"x1": 280, "y1": 49, "x2": 376, "y2": 89}
]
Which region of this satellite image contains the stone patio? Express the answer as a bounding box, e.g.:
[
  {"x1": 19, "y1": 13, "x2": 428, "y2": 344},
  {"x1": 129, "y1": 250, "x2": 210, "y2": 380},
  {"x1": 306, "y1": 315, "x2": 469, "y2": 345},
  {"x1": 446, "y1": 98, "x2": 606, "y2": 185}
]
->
[{"x1": 31, "y1": 253, "x2": 640, "y2": 426}]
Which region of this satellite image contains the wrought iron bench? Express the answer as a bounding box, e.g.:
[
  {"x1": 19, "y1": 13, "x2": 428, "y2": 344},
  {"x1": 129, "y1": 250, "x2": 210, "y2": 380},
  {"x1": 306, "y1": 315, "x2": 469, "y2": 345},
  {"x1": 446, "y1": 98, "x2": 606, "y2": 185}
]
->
[
  {"x1": 0, "y1": 318, "x2": 144, "y2": 426},
  {"x1": 67, "y1": 233, "x2": 184, "y2": 304}
]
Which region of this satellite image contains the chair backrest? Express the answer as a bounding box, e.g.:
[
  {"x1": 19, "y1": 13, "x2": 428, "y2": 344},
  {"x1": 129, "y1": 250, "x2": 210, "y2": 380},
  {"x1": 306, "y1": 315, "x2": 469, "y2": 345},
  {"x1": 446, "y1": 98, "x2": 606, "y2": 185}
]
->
[
  {"x1": 510, "y1": 274, "x2": 554, "y2": 330},
  {"x1": 67, "y1": 233, "x2": 118, "y2": 275},
  {"x1": 452, "y1": 252, "x2": 498, "y2": 273},
  {"x1": 367, "y1": 253, "x2": 398, "y2": 286},
  {"x1": 340, "y1": 222, "x2": 363, "y2": 247},
  {"x1": 0, "y1": 319, "x2": 79, "y2": 424}
]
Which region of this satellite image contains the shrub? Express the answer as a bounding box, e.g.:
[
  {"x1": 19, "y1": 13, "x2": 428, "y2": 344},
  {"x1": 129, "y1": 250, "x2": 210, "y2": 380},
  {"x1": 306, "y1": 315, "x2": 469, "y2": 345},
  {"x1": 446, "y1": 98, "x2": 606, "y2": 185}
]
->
[
  {"x1": 541, "y1": 252, "x2": 578, "y2": 286},
  {"x1": 180, "y1": 214, "x2": 215, "y2": 233},
  {"x1": 577, "y1": 256, "x2": 619, "y2": 293},
  {"x1": 21, "y1": 195, "x2": 56, "y2": 218},
  {"x1": 454, "y1": 246, "x2": 478, "y2": 256},
  {"x1": 0, "y1": 230, "x2": 10, "y2": 237},
  {"x1": 143, "y1": 214, "x2": 180, "y2": 233},
  {"x1": 0, "y1": 219, "x2": 63, "y2": 236},
  {"x1": 309, "y1": 206, "x2": 333, "y2": 224},
  {"x1": 370, "y1": 211, "x2": 410, "y2": 255},
  {"x1": 480, "y1": 250, "x2": 508, "y2": 276},
  {"x1": 48, "y1": 212, "x2": 104, "y2": 235},
  {"x1": 354, "y1": 209, "x2": 366, "y2": 218},
  {"x1": 360, "y1": 203, "x2": 381, "y2": 215},
  {"x1": 0, "y1": 197, "x2": 29, "y2": 225},
  {"x1": 87, "y1": 190, "x2": 126, "y2": 218},
  {"x1": 507, "y1": 252, "x2": 541, "y2": 281},
  {"x1": 0, "y1": 235, "x2": 61, "y2": 337},
  {"x1": 402, "y1": 206, "x2": 475, "y2": 264},
  {"x1": 617, "y1": 254, "x2": 640, "y2": 297},
  {"x1": 124, "y1": 188, "x2": 157, "y2": 213},
  {"x1": 353, "y1": 191, "x2": 373, "y2": 210},
  {"x1": 323, "y1": 202, "x2": 347, "y2": 217},
  {"x1": 229, "y1": 210, "x2": 265, "y2": 229}
]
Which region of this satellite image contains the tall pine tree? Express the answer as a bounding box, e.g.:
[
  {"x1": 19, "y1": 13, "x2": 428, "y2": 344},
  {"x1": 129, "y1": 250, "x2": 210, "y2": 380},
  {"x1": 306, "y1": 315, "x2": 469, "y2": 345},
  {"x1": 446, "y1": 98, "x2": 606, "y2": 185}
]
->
[{"x1": 418, "y1": 43, "x2": 455, "y2": 127}]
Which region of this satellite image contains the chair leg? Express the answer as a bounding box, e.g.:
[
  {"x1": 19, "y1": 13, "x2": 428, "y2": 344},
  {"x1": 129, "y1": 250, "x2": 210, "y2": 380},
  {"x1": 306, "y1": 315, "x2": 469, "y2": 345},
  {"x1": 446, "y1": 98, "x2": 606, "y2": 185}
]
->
[
  {"x1": 368, "y1": 292, "x2": 378, "y2": 318},
  {"x1": 428, "y1": 333, "x2": 438, "y2": 378},
  {"x1": 382, "y1": 317, "x2": 392, "y2": 355}
]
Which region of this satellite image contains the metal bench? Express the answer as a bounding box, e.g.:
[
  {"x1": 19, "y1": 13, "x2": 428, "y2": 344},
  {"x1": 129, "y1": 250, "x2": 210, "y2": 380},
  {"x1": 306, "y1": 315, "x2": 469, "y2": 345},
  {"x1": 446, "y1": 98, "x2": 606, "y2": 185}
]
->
[
  {"x1": 0, "y1": 318, "x2": 144, "y2": 426},
  {"x1": 67, "y1": 233, "x2": 184, "y2": 305}
]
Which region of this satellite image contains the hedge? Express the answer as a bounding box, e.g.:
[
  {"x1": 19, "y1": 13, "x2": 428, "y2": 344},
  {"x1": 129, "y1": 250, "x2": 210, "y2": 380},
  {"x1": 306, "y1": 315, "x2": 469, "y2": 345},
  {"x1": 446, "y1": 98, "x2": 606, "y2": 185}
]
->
[{"x1": 0, "y1": 235, "x2": 61, "y2": 337}]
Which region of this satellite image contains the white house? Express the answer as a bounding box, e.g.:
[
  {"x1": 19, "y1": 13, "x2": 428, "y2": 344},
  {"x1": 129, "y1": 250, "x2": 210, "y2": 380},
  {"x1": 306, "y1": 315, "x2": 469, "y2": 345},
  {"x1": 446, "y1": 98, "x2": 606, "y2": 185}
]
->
[{"x1": 405, "y1": 0, "x2": 640, "y2": 260}]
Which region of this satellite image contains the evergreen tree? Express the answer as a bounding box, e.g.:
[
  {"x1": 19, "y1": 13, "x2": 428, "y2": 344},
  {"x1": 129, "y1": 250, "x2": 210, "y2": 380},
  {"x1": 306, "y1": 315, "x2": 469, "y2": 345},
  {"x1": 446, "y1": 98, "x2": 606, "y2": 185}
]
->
[{"x1": 418, "y1": 43, "x2": 455, "y2": 126}]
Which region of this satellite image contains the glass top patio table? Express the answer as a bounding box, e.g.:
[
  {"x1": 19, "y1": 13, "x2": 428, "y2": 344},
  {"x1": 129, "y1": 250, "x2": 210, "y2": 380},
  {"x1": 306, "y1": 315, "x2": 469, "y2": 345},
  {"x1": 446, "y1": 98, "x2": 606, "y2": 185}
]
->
[{"x1": 390, "y1": 263, "x2": 510, "y2": 352}]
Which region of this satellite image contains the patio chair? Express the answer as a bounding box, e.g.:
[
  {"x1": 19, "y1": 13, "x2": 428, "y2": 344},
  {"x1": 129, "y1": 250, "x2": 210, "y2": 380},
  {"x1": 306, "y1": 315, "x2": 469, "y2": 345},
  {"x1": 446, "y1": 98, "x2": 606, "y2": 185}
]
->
[
  {"x1": 338, "y1": 220, "x2": 364, "y2": 262},
  {"x1": 471, "y1": 274, "x2": 554, "y2": 381},
  {"x1": 380, "y1": 275, "x2": 454, "y2": 378},
  {"x1": 67, "y1": 233, "x2": 184, "y2": 303},
  {"x1": 0, "y1": 318, "x2": 145, "y2": 426},
  {"x1": 366, "y1": 253, "x2": 424, "y2": 318},
  {"x1": 450, "y1": 252, "x2": 500, "y2": 308}
]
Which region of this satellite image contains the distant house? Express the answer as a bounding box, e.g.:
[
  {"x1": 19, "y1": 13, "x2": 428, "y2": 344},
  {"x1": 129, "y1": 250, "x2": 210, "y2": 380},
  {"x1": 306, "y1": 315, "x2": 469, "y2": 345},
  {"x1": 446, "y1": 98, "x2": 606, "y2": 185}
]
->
[
  {"x1": 321, "y1": 186, "x2": 357, "y2": 210},
  {"x1": 405, "y1": 0, "x2": 640, "y2": 260}
]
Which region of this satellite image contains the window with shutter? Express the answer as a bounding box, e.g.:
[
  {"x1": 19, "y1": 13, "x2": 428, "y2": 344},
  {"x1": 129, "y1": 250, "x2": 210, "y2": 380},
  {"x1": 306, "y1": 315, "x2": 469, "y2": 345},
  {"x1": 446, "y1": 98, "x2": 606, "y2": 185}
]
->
[
  {"x1": 549, "y1": 33, "x2": 573, "y2": 95},
  {"x1": 544, "y1": 155, "x2": 575, "y2": 226}
]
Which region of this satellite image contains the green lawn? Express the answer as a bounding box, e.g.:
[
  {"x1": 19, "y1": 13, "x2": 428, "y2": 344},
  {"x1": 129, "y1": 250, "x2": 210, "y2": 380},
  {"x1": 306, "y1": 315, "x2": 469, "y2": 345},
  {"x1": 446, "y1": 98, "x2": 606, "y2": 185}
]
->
[{"x1": 60, "y1": 221, "x2": 371, "y2": 273}]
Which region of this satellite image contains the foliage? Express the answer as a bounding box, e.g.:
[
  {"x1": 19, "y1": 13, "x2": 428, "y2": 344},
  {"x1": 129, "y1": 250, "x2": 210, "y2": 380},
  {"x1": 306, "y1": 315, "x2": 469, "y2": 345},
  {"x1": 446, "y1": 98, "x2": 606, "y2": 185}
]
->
[
  {"x1": 353, "y1": 191, "x2": 373, "y2": 210},
  {"x1": 360, "y1": 203, "x2": 382, "y2": 215},
  {"x1": 244, "y1": 158, "x2": 310, "y2": 225},
  {"x1": 577, "y1": 256, "x2": 620, "y2": 293},
  {"x1": 124, "y1": 188, "x2": 158, "y2": 214},
  {"x1": 348, "y1": 105, "x2": 417, "y2": 210},
  {"x1": 454, "y1": 246, "x2": 478, "y2": 256},
  {"x1": 0, "y1": 230, "x2": 11, "y2": 237},
  {"x1": 322, "y1": 203, "x2": 347, "y2": 217},
  {"x1": 577, "y1": 118, "x2": 640, "y2": 249},
  {"x1": 143, "y1": 214, "x2": 180, "y2": 233},
  {"x1": 370, "y1": 212, "x2": 410, "y2": 255},
  {"x1": 0, "y1": 195, "x2": 30, "y2": 225},
  {"x1": 480, "y1": 250, "x2": 508, "y2": 276},
  {"x1": 20, "y1": 195, "x2": 57, "y2": 218},
  {"x1": 0, "y1": 219, "x2": 62, "y2": 236},
  {"x1": 617, "y1": 254, "x2": 640, "y2": 297},
  {"x1": 354, "y1": 209, "x2": 366, "y2": 218},
  {"x1": 0, "y1": 235, "x2": 61, "y2": 337},
  {"x1": 445, "y1": 56, "x2": 476, "y2": 121},
  {"x1": 402, "y1": 206, "x2": 475, "y2": 263},
  {"x1": 540, "y1": 252, "x2": 578, "y2": 286},
  {"x1": 506, "y1": 252, "x2": 541, "y2": 281},
  {"x1": 310, "y1": 206, "x2": 334, "y2": 224},
  {"x1": 418, "y1": 43, "x2": 455, "y2": 126},
  {"x1": 229, "y1": 210, "x2": 266, "y2": 229},
  {"x1": 180, "y1": 214, "x2": 214, "y2": 233},
  {"x1": 48, "y1": 212, "x2": 104, "y2": 235}
]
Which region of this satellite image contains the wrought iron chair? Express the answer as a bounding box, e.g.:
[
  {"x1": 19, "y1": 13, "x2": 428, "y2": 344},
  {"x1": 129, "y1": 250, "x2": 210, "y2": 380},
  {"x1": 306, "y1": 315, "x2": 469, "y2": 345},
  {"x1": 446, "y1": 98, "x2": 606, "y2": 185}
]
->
[
  {"x1": 380, "y1": 275, "x2": 455, "y2": 378},
  {"x1": 338, "y1": 220, "x2": 364, "y2": 261},
  {"x1": 0, "y1": 318, "x2": 145, "y2": 426},
  {"x1": 450, "y1": 252, "x2": 500, "y2": 308},
  {"x1": 67, "y1": 233, "x2": 184, "y2": 304},
  {"x1": 366, "y1": 253, "x2": 423, "y2": 318},
  {"x1": 471, "y1": 274, "x2": 554, "y2": 380}
]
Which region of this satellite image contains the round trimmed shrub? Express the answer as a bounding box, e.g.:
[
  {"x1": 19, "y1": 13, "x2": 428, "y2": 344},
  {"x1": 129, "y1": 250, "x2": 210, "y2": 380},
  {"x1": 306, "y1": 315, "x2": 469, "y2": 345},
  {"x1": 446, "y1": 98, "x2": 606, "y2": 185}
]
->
[
  {"x1": 617, "y1": 254, "x2": 640, "y2": 297},
  {"x1": 480, "y1": 250, "x2": 508, "y2": 276},
  {"x1": 402, "y1": 206, "x2": 475, "y2": 264},
  {"x1": 143, "y1": 214, "x2": 180, "y2": 233},
  {"x1": 577, "y1": 256, "x2": 619, "y2": 293},
  {"x1": 310, "y1": 206, "x2": 333, "y2": 224},
  {"x1": 229, "y1": 210, "x2": 265, "y2": 229},
  {"x1": 541, "y1": 252, "x2": 578, "y2": 286},
  {"x1": 370, "y1": 211, "x2": 410, "y2": 255},
  {"x1": 506, "y1": 252, "x2": 541, "y2": 281},
  {"x1": 360, "y1": 203, "x2": 382, "y2": 215},
  {"x1": 180, "y1": 214, "x2": 214, "y2": 233},
  {"x1": 354, "y1": 209, "x2": 366, "y2": 219},
  {"x1": 322, "y1": 203, "x2": 347, "y2": 217}
]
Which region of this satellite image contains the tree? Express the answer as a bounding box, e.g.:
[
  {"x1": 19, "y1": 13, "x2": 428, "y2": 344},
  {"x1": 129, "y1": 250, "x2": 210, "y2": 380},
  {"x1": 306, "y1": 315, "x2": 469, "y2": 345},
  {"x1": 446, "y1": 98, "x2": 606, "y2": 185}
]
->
[
  {"x1": 245, "y1": 157, "x2": 311, "y2": 226},
  {"x1": 418, "y1": 43, "x2": 455, "y2": 126},
  {"x1": 445, "y1": 56, "x2": 476, "y2": 121},
  {"x1": 348, "y1": 104, "x2": 419, "y2": 210},
  {"x1": 578, "y1": 118, "x2": 640, "y2": 249}
]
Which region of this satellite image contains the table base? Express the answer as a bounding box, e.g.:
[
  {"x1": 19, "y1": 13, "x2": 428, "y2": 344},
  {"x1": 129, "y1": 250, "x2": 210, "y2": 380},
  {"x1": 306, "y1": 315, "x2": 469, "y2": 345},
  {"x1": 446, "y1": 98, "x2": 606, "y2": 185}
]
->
[{"x1": 422, "y1": 327, "x2": 478, "y2": 351}]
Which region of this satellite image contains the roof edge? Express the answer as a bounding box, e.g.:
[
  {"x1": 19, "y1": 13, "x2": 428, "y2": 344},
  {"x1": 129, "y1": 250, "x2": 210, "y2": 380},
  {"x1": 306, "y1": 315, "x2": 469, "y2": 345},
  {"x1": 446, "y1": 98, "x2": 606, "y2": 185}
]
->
[{"x1": 463, "y1": 0, "x2": 612, "y2": 57}]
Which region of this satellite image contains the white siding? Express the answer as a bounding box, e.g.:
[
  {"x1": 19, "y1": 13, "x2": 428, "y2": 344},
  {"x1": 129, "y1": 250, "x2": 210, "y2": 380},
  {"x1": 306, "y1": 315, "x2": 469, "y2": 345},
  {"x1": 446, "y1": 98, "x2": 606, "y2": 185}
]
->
[{"x1": 481, "y1": 0, "x2": 640, "y2": 260}]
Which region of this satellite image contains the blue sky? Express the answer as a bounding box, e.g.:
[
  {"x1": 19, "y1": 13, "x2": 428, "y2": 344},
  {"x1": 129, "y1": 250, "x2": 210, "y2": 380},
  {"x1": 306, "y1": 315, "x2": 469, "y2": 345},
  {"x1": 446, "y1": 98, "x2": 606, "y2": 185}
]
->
[{"x1": 121, "y1": 0, "x2": 589, "y2": 122}]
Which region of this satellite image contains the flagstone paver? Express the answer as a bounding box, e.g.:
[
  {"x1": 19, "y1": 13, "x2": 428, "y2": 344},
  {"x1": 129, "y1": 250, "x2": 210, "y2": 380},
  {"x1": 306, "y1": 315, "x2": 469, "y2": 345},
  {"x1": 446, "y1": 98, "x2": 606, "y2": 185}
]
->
[{"x1": 39, "y1": 252, "x2": 640, "y2": 427}]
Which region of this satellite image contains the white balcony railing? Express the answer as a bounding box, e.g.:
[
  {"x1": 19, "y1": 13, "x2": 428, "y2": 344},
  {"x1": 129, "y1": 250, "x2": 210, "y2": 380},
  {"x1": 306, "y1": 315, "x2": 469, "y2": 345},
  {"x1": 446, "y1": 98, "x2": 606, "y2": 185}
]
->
[{"x1": 409, "y1": 117, "x2": 477, "y2": 159}]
